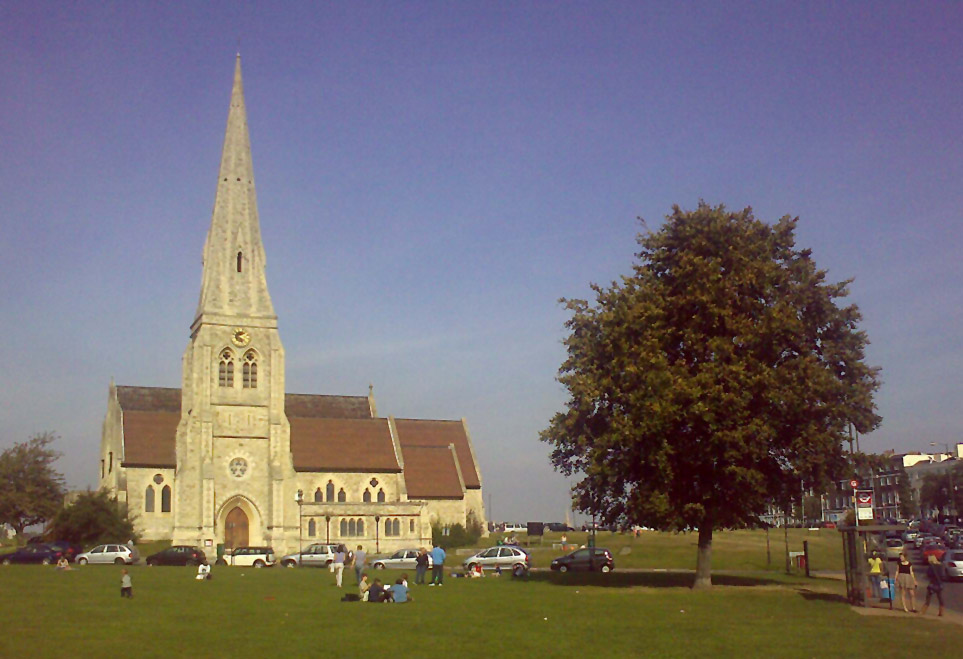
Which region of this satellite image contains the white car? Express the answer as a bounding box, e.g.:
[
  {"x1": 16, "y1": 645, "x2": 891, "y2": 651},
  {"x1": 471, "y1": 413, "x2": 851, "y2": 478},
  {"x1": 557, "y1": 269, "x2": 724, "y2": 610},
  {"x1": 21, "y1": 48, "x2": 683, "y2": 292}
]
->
[
  {"x1": 943, "y1": 550, "x2": 963, "y2": 581},
  {"x1": 371, "y1": 549, "x2": 432, "y2": 570},
  {"x1": 463, "y1": 546, "x2": 531, "y2": 572},
  {"x1": 502, "y1": 523, "x2": 527, "y2": 533},
  {"x1": 75, "y1": 544, "x2": 139, "y2": 565},
  {"x1": 217, "y1": 546, "x2": 275, "y2": 568},
  {"x1": 280, "y1": 543, "x2": 347, "y2": 568}
]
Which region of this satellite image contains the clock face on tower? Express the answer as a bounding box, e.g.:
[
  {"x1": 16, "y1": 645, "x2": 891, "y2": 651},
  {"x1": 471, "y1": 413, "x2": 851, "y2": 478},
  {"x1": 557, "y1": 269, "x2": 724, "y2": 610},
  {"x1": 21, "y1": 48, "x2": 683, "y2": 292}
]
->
[{"x1": 231, "y1": 328, "x2": 251, "y2": 347}]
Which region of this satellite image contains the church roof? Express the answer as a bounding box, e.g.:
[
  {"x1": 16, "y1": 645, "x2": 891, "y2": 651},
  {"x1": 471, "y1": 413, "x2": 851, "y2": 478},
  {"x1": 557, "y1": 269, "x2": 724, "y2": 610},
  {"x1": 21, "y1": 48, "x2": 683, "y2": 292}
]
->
[
  {"x1": 285, "y1": 393, "x2": 371, "y2": 419},
  {"x1": 393, "y1": 419, "x2": 481, "y2": 489},
  {"x1": 289, "y1": 417, "x2": 400, "y2": 472},
  {"x1": 121, "y1": 411, "x2": 179, "y2": 468},
  {"x1": 116, "y1": 386, "x2": 181, "y2": 413},
  {"x1": 400, "y1": 445, "x2": 465, "y2": 499}
]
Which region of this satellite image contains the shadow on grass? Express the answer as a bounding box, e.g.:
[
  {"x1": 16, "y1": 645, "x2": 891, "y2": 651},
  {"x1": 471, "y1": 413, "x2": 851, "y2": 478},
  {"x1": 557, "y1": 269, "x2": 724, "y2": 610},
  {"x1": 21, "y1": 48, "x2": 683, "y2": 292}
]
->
[
  {"x1": 796, "y1": 588, "x2": 849, "y2": 605},
  {"x1": 524, "y1": 571, "x2": 781, "y2": 589}
]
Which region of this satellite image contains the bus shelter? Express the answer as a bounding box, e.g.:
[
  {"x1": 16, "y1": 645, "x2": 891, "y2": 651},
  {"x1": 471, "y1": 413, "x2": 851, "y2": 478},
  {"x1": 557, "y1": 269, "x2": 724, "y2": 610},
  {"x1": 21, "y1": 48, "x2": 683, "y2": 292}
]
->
[{"x1": 838, "y1": 524, "x2": 905, "y2": 606}]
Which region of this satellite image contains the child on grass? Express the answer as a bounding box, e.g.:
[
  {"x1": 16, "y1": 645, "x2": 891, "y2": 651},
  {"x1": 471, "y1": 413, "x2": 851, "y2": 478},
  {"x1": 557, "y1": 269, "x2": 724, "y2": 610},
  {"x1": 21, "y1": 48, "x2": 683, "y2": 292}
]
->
[{"x1": 121, "y1": 569, "x2": 133, "y2": 598}]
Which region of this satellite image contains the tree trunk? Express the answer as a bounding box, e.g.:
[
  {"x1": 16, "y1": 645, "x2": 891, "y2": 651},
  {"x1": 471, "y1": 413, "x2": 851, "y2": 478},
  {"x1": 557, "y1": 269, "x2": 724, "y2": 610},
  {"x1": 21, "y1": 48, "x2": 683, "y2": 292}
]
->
[{"x1": 693, "y1": 523, "x2": 713, "y2": 589}]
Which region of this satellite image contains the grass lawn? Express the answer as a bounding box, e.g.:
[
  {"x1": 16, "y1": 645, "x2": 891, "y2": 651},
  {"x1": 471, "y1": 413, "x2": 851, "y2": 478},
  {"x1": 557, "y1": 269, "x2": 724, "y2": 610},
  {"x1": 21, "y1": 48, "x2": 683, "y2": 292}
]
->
[{"x1": 1, "y1": 562, "x2": 961, "y2": 658}]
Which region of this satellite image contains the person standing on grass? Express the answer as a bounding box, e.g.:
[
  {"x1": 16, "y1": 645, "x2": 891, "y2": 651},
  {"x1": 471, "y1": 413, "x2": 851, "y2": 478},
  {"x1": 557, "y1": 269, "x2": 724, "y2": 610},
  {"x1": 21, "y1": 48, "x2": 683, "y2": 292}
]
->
[
  {"x1": 333, "y1": 548, "x2": 346, "y2": 588},
  {"x1": 354, "y1": 545, "x2": 366, "y2": 584},
  {"x1": 920, "y1": 553, "x2": 945, "y2": 617},
  {"x1": 415, "y1": 547, "x2": 429, "y2": 585},
  {"x1": 895, "y1": 552, "x2": 917, "y2": 613},
  {"x1": 429, "y1": 543, "x2": 446, "y2": 586},
  {"x1": 120, "y1": 569, "x2": 133, "y2": 598},
  {"x1": 867, "y1": 551, "x2": 883, "y2": 599}
]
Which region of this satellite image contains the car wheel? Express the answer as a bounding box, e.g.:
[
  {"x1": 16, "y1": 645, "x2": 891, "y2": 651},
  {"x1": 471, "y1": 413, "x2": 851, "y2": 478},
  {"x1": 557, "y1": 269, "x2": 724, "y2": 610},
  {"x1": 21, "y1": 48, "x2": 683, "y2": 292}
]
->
[
  {"x1": 115, "y1": 558, "x2": 126, "y2": 565},
  {"x1": 42, "y1": 558, "x2": 51, "y2": 566},
  {"x1": 147, "y1": 560, "x2": 155, "y2": 566},
  {"x1": 467, "y1": 563, "x2": 478, "y2": 572},
  {"x1": 284, "y1": 560, "x2": 296, "y2": 568},
  {"x1": 78, "y1": 558, "x2": 88, "y2": 566},
  {"x1": 186, "y1": 559, "x2": 197, "y2": 567},
  {"x1": 374, "y1": 563, "x2": 385, "y2": 570},
  {"x1": 601, "y1": 564, "x2": 612, "y2": 573},
  {"x1": 559, "y1": 565, "x2": 568, "y2": 573},
  {"x1": 216, "y1": 558, "x2": 227, "y2": 566},
  {"x1": 254, "y1": 560, "x2": 264, "y2": 568},
  {"x1": 2, "y1": 559, "x2": 10, "y2": 566},
  {"x1": 512, "y1": 563, "x2": 525, "y2": 573}
]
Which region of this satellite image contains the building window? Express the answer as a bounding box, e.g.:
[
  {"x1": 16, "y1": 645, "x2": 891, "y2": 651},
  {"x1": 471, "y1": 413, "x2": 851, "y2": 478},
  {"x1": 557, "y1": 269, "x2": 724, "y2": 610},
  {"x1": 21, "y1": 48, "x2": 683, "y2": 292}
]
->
[
  {"x1": 385, "y1": 518, "x2": 392, "y2": 536},
  {"x1": 161, "y1": 485, "x2": 172, "y2": 512},
  {"x1": 237, "y1": 251, "x2": 243, "y2": 273},
  {"x1": 109, "y1": 452, "x2": 113, "y2": 473},
  {"x1": 357, "y1": 519, "x2": 365, "y2": 536},
  {"x1": 314, "y1": 487, "x2": 322, "y2": 503},
  {"x1": 339, "y1": 519, "x2": 347, "y2": 536},
  {"x1": 101, "y1": 460, "x2": 104, "y2": 479},
  {"x1": 326, "y1": 481, "x2": 335, "y2": 502},
  {"x1": 392, "y1": 519, "x2": 400, "y2": 536},
  {"x1": 410, "y1": 519, "x2": 415, "y2": 533},
  {"x1": 219, "y1": 349, "x2": 235, "y2": 387},
  {"x1": 308, "y1": 519, "x2": 316, "y2": 537},
  {"x1": 338, "y1": 488, "x2": 346, "y2": 503},
  {"x1": 348, "y1": 519, "x2": 357, "y2": 536},
  {"x1": 363, "y1": 489, "x2": 371, "y2": 503},
  {"x1": 145, "y1": 486, "x2": 155, "y2": 513},
  {"x1": 242, "y1": 350, "x2": 257, "y2": 388},
  {"x1": 377, "y1": 489, "x2": 385, "y2": 503}
]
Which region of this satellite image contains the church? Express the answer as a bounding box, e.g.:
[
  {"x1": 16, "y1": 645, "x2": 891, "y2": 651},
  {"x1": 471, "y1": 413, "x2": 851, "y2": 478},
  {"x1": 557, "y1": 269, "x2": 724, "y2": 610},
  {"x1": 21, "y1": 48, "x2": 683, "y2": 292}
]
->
[{"x1": 98, "y1": 57, "x2": 487, "y2": 555}]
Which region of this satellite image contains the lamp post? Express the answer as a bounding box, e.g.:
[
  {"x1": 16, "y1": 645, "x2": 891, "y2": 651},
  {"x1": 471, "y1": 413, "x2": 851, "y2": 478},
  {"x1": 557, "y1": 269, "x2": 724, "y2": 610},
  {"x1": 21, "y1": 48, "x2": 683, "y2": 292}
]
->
[
  {"x1": 296, "y1": 489, "x2": 303, "y2": 551},
  {"x1": 325, "y1": 515, "x2": 331, "y2": 544},
  {"x1": 375, "y1": 516, "x2": 381, "y2": 553}
]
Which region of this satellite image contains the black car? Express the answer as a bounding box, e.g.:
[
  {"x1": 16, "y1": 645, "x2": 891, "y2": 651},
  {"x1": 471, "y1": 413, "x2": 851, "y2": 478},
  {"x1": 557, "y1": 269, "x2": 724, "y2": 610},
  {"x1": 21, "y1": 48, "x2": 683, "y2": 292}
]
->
[
  {"x1": 146, "y1": 546, "x2": 207, "y2": 566},
  {"x1": 46, "y1": 541, "x2": 84, "y2": 562},
  {"x1": 0, "y1": 543, "x2": 67, "y2": 565},
  {"x1": 550, "y1": 547, "x2": 615, "y2": 573},
  {"x1": 545, "y1": 522, "x2": 575, "y2": 532}
]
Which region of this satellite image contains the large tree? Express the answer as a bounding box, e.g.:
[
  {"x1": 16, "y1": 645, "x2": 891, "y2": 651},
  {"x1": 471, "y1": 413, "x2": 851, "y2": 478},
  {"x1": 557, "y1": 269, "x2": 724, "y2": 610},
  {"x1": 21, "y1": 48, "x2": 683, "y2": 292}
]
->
[
  {"x1": 0, "y1": 432, "x2": 66, "y2": 535},
  {"x1": 541, "y1": 203, "x2": 880, "y2": 588},
  {"x1": 920, "y1": 464, "x2": 963, "y2": 519}
]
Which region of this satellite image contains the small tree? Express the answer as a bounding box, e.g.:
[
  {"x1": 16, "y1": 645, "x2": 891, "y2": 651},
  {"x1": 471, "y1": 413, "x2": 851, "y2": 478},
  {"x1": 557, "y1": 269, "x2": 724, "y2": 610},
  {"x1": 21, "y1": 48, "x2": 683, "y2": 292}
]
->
[
  {"x1": 49, "y1": 490, "x2": 137, "y2": 545},
  {"x1": 0, "y1": 432, "x2": 66, "y2": 535}
]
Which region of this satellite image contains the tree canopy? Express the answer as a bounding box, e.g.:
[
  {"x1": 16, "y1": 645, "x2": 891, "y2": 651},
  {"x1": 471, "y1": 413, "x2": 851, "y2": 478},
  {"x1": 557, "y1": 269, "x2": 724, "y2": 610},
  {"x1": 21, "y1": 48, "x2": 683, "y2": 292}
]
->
[
  {"x1": 919, "y1": 464, "x2": 963, "y2": 518},
  {"x1": 0, "y1": 432, "x2": 66, "y2": 535},
  {"x1": 49, "y1": 489, "x2": 137, "y2": 545},
  {"x1": 541, "y1": 203, "x2": 880, "y2": 588}
]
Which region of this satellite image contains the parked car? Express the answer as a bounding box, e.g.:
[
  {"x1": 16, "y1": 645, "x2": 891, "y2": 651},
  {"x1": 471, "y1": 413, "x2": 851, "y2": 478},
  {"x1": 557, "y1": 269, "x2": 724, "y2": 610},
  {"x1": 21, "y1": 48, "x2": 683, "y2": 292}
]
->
[
  {"x1": 145, "y1": 546, "x2": 207, "y2": 566},
  {"x1": 76, "y1": 544, "x2": 139, "y2": 565},
  {"x1": 915, "y1": 534, "x2": 935, "y2": 549},
  {"x1": 216, "y1": 546, "x2": 275, "y2": 568},
  {"x1": 884, "y1": 538, "x2": 904, "y2": 561},
  {"x1": 0, "y1": 543, "x2": 66, "y2": 565},
  {"x1": 550, "y1": 547, "x2": 615, "y2": 573},
  {"x1": 280, "y1": 543, "x2": 347, "y2": 568},
  {"x1": 371, "y1": 549, "x2": 432, "y2": 570},
  {"x1": 545, "y1": 522, "x2": 575, "y2": 533},
  {"x1": 821, "y1": 521, "x2": 837, "y2": 529},
  {"x1": 462, "y1": 546, "x2": 530, "y2": 573},
  {"x1": 45, "y1": 541, "x2": 84, "y2": 562},
  {"x1": 942, "y1": 550, "x2": 963, "y2": 581},
  {"x1": 902, "y1": 529, "x2": 919, "y2": 542},
  {"x1": 502, "y1": 523, "x2": 527, "y2": 534}
]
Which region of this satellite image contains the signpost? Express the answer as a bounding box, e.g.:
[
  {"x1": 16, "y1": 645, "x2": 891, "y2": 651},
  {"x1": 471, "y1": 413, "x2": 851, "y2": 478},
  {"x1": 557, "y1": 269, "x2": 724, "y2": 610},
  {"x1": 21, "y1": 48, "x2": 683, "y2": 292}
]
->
[
  {"x1": 856, "y1": 490, "x2": 874, "y2": 521},
  {"x1": 850, "y1": 480, "x2": 859, "y2": 526}
]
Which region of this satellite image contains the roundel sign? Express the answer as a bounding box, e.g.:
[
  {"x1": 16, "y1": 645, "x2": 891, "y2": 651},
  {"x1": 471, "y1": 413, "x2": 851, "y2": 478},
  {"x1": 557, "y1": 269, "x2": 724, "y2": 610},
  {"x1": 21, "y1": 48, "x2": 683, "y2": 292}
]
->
[
  {"x1": 849, "y1": 479, "x2": 859, "y2": 489},
  {"x1": 856, "y1": 492, "x2": 872, "y2": 506}
]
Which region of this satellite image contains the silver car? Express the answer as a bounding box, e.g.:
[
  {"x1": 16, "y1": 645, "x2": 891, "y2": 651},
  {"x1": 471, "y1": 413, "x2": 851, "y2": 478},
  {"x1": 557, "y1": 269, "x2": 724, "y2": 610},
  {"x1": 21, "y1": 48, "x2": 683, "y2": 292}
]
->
[
  {"x1": 280, "y1": 543, "x2": 346, "y2": 568},
  {"x1": 76, "y1": 544, "x2": 139, "y2": 565},
  {"x1": 462, "y1": 546, "x2": 530, "y2": 572},
  {"x1": 943, "y1": 550, "x2": 963, "y2": 581},
  {"x1": 371, "y1": 549, "x2": 432, "y2": 570}
]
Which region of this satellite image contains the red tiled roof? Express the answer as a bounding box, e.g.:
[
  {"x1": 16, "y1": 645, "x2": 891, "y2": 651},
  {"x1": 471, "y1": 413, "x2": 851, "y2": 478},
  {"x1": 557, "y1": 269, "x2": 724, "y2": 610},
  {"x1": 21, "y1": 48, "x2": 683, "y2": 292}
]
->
[
  {"x1": 121, "y1": 410, "x2": 178, "y2": 467},
  {"x1": 286, "y1": 393, "x2": 372, "y2": 419},
  {"x1": 394, "y1": 419, "x2": 480, "y2": 488},
  {"x1": 290, "y1": 417, "x2": 400, "y2": 472},
  {"x1": 401, "y1": 445, "x2": 464, "y2": 499}
]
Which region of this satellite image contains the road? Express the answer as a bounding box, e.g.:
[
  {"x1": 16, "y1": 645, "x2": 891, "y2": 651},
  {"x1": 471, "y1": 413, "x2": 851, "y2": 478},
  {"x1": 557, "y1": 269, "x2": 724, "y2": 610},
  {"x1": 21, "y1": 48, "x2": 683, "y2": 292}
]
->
[{"x1": 902, "y1": 543, "x2": 963, "y2": 615}]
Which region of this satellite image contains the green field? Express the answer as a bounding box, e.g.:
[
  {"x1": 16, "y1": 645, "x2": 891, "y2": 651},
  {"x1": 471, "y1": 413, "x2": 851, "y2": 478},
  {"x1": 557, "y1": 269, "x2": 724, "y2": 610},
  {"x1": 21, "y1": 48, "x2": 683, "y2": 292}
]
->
[{"x1": 1, "y1": 530, "x2": 961, "y2": 658}]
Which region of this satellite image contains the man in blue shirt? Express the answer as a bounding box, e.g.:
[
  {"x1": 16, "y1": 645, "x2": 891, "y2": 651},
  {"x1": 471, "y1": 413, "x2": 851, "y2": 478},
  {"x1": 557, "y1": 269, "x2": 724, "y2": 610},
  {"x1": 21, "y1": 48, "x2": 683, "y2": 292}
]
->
[
  {"x1": 390, "y1": 578, "x2": 410, "y2": 603},
  {"x1": 429, "y1": 544, "x2": 446, "y2": 586}
]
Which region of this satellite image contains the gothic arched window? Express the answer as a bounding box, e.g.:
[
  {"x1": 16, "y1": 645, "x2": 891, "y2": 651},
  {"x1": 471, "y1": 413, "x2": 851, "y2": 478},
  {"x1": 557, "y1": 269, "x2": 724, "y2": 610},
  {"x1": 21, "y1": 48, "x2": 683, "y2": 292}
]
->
[
  {"x1": 326, "y1": 481, "x2": 335, "y2": 502},
  {"x1": 392, "y1": 519, "x2": 400, "y2": 536},
  {"x1": 337, "y1": 488, "x2": 346, "y2": 503},
  {"x1": 377, "y1": 489, "x2": 385, "y2": 503},
  {"x1": 410, "y1": 519, "x2": 415, "y2": 533},
  {"x1": 314, "y1": 487, "x2": 322, "y2": 503},
  {"x1": 308, "y1": 519, "x2": 316, "y2": 537},
  {"x1": 218, "y1": 349, "x2": 235, "y2": 387},
  {"x1": 340, "y1": 519, "x2": 347, "y2": 536},
  {"x1": 348, "y1": 519, "x2": 356, "y2": 537},
  {"x1": 357, "y1": 519, "x2": 365, "y2": 536},
  {"x1": 385, "y1": 518, "x2": 392, "y2": 536},
  {"x1": 242, "y1": 350, "x2": 258, "y2": 388},
  {"x1": 161, "y1": 485, "x2": 172, "y2": 513},
  {"x1": 145, "y1": 486, "x2": 155, "y2": 513},
  {"x1": 363, "y1": 489, "x2": 371, "y2": 503},
  {"x1": 237, "y1": 251, "x2": 243, "y2": 273}
]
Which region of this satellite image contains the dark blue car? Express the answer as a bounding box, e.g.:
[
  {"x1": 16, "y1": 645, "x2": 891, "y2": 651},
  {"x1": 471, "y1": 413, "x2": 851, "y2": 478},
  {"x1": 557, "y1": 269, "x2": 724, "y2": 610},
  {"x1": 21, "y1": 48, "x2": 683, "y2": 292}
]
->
[{"x1": 0, "y1": 543, "x2": 67, "y2": 565}]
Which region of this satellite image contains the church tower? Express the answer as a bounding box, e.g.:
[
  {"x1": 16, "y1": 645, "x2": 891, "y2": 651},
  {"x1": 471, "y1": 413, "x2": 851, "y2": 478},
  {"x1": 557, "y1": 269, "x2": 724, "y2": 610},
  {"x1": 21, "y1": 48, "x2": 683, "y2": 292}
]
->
[{"x1": 172, "y1": 56, "x2": 299, "y2": 552}]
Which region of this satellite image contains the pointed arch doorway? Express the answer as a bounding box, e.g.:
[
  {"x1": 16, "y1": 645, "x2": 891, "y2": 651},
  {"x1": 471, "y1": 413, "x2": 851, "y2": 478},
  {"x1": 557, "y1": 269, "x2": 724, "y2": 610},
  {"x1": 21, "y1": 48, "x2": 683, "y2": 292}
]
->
[{"x1": 224, "y1": 506, "x2": 249, "y2": 549}]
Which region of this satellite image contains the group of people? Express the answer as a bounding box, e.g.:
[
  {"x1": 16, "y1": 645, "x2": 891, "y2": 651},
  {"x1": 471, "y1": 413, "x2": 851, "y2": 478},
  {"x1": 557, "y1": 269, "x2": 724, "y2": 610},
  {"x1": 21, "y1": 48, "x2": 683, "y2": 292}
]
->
[
  {"x1": 868, "y1": 550, "x2": 944, "y2": 616},
  {"x1": 331, "y1": 545, "x2": 368, "y2": 588},
  {"x1": 358, "y1": 573, "x2": 410, "y2": 603}
]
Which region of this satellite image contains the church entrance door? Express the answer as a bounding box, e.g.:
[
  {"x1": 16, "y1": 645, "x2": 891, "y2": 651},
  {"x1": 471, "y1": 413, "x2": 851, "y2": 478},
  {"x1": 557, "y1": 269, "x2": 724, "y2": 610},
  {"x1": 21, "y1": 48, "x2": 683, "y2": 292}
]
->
[{"x1": 225, "y1": 506, "x2": 249, "y2": 549}]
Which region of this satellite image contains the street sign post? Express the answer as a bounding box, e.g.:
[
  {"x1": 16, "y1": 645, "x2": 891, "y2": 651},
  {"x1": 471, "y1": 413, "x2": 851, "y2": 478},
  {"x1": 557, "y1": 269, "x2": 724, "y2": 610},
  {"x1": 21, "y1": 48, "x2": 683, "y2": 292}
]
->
[{"x1": 856, "y1": 490, "x2": 874, "y2": 521}]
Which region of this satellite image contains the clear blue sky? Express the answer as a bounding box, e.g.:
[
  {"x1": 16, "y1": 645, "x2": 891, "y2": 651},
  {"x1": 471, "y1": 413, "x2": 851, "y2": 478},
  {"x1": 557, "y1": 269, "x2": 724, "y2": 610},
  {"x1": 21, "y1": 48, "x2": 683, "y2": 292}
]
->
[{"x1": 1, "y1": 1, "x2": 960, "y2": 522}]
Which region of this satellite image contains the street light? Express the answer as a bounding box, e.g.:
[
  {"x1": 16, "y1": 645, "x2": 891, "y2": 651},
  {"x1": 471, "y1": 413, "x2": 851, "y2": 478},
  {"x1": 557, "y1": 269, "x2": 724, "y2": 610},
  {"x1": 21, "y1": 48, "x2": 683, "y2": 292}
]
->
[
  {"x1": 296, "y1": 489, "x2": 303, "y2": 551},
  {"x1": 375, "y1": 516, "x2": 381, "y2": 553},
  {"x1": 325, "y1": 515, "x2": 331, "y2": 544}
]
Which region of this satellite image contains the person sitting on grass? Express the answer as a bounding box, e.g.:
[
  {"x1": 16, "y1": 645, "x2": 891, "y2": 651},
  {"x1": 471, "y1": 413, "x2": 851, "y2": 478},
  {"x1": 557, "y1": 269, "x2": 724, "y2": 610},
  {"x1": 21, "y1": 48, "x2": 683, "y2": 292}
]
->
[
  {"x1": 367, "y1": 578, "x2": 386, "y2": 603},
  {"x1": 390, "y1": 578, "x2": 410, "y2": 603},
  {"x1": 359, "y1": 573, "x2": 370, "y2": 601},
  {"x1": 469, "y1": 564, "x2": 484, "y2": 578},
  {"x1": 196, "y1": 561, "x2": 212, "y2": 580},
  {"x1": 56, "y1": 556, "x2": 71, "y2": 570}
]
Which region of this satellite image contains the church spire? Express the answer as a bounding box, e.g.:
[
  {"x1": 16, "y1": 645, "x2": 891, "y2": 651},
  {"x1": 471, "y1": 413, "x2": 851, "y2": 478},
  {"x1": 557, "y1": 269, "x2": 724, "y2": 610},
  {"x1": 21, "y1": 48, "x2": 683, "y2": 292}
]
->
[{"x1": 195, "y1": 55, "x2": 275, "y2": 327}]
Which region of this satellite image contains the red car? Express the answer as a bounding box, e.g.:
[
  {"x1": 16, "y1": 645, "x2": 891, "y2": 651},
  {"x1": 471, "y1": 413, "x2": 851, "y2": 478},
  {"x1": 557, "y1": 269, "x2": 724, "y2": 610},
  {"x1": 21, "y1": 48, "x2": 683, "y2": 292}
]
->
[{"x1": 922, "y1": 543, "x2": 946, "y2": 564}]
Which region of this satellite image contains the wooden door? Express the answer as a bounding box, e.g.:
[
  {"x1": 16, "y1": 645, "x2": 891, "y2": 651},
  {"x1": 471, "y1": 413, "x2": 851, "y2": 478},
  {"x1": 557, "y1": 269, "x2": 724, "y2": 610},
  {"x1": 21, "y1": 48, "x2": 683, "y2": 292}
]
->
[{"x1": 225, "y1": 507, "x2": 249, "y2": 549}]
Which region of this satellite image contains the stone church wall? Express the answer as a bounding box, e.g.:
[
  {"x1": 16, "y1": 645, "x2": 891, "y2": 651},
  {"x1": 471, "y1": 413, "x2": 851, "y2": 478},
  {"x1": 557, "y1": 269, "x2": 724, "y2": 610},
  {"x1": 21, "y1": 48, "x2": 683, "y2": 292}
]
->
[{"x1": 126, "y1": 467, "x2": 176, "y2": 541}]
